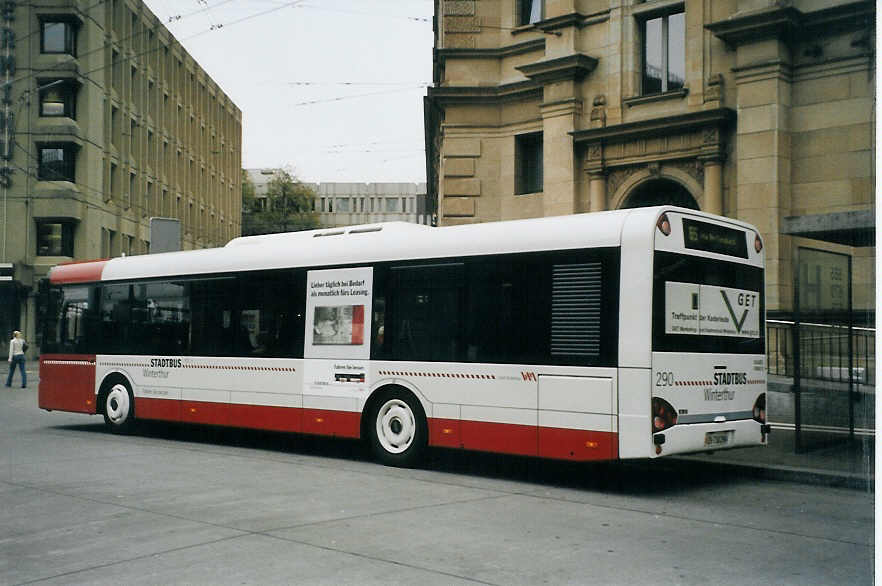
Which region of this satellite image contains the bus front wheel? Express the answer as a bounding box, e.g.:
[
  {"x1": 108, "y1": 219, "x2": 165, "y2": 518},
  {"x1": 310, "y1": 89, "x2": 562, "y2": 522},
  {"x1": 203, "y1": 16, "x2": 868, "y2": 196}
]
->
[
  {"x1": 369, "y1": 390, "x2": 426, "y2": 467},
  {"x1": 102, "y1": 381, "x2": 135, "y2": 433}
]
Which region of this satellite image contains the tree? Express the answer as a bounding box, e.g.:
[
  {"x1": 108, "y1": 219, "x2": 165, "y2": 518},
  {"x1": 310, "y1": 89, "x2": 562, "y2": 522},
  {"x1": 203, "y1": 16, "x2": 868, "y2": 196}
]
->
[{"x1": 241, "y1": 168, "x2": 320, "y2": 236}]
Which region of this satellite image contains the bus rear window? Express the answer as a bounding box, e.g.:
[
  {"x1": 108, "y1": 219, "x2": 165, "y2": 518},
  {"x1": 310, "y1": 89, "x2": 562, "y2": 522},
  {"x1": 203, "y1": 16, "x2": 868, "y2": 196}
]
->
[
  {"x1": 682, "y1": 218, "x2": 748, "y2": 259},
  {"x1": 653, "y1": 252, "x2": 764, "y2": 354}
]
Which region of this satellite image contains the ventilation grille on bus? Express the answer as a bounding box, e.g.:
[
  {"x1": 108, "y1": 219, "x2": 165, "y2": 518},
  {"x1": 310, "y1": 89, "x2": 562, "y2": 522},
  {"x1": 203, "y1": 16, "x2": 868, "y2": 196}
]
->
[{"x1": 551, "y1": 262, "x2": 601, "y2": 357}]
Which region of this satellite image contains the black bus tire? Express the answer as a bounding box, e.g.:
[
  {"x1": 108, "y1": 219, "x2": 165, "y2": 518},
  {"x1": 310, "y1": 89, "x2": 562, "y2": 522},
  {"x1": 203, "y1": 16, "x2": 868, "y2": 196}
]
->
[
  {"x1": 102, "y1": 379, "x2": 136, "y2": 434},
  {"x1": 368, "y1": 389, "x2": 427, "y2": 467}
]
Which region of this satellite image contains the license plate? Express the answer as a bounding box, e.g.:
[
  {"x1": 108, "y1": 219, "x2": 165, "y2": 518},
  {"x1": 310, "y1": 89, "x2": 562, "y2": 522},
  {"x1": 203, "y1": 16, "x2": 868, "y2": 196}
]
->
[{"x1": 704, "y1": 431, "x2": 733, "y2": 447}]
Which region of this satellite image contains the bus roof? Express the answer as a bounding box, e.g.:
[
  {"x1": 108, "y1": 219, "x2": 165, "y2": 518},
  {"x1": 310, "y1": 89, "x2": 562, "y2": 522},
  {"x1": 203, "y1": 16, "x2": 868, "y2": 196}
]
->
[{"x1": 50, "y1": 206, "x2": 755, "y2": 284}]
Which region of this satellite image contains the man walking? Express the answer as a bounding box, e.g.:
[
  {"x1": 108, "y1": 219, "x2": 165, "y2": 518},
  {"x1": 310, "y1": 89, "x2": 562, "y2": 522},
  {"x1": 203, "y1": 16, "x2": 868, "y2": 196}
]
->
[{"x1": 6, "y1": 330, "x2": 26, "y2": 388}]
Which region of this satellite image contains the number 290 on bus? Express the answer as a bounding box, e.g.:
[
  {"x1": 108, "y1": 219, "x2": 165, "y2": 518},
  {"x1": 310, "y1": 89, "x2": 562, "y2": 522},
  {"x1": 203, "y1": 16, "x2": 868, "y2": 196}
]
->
[{"x1": 38, "y1": 206, "x2": 769, "y2": 467}]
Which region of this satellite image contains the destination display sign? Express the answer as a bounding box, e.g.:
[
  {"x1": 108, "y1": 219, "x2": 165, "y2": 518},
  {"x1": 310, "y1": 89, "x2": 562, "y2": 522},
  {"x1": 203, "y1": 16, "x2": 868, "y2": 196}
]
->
[{"x1": 683, "y1": 219, "x2": 748, "y2": 259}]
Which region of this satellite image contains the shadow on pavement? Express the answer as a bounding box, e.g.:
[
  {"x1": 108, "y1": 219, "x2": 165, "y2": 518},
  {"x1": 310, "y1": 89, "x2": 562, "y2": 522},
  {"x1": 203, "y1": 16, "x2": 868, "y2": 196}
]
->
[{"x1": 50, "y1": 419, "x2": 764, "y2": 496}]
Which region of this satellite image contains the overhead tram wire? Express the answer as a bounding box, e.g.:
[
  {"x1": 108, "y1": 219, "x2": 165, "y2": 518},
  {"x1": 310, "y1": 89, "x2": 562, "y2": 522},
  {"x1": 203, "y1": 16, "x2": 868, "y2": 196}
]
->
[
  {"x1": 293, "y1": 85, "x2": 429, "y2": 107},
  {"x1": 287, "y1": 81, "x2": 432, "y2": 87},
  {"x1": 14, "y1": 0, "x2": 308, "y2": 164},
  {"x1": 10, "y1": 0, "x2": 107, "y2": 48},
  {"x1": 11, "y1": 139, "x2": 182, "y2": 221},
  {"x1": 296, "y1": 4, "x2": 431, "y2": 24},
  {"x1": 194, "y1": 0, "x2": 224, "y2": 31},
  {"x1": 168, "y1": 0, "x2": 237, "y2": 26},
  {"x1": 67, "y1": 0, "x2": 309, "y2": 92},
  {"x1": 9, "y1": 0, "x2": 262, "y2": 92},
  {"x1": 9, "y1": 0, "x2": 418, "y2": 211},
  {"x1": 295, "y1": 4, "x2": 558, "y2": 35},
  {"x1": 4, "y1": 152, "x2": 160, "y2": 222},
  {"x1": 11, "y1": 137, "x2": 238, "y2": 225}
]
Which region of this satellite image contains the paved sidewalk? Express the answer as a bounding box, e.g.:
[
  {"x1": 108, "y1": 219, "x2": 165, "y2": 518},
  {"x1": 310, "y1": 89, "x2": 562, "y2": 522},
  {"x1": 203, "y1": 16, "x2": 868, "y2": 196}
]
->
[{"x1": 673, "y1": 426, "x2": 875, "y2": 490}]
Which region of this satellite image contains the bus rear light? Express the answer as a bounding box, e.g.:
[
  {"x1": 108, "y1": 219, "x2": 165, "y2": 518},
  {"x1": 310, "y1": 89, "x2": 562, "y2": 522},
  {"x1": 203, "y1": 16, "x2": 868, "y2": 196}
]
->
[
  {"x1": 754, "y1": 233, "x2": 763, "y2": 253},
  {"x1": 651, "y1": 397, "x2": 678, "y2": 433},
  {"x1": 657, "y1": 213, "x2": 671, "y2": 236},
  {"x1": 752, "y1": 393, "x2": 766, "y2": 424}
]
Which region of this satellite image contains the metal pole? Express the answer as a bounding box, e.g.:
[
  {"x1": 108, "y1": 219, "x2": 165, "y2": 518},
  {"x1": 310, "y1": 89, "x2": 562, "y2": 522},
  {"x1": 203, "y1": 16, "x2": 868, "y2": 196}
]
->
[
  {"x1": 848, "y1": 255, "x2": 854, "y2": 440},
  {"x1": 793, "y1": 250, "x2": 802, "y2": 453}
]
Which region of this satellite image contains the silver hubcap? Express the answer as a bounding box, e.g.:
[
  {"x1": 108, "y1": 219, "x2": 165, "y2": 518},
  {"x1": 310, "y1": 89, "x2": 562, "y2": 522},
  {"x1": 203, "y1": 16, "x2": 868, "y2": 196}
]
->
[
  {"x1": 106, "y1": 384, "x2": 131, "y2": 425},
  {"x1": 376, "y1": 399, "x2": 415, "y2": 454}
]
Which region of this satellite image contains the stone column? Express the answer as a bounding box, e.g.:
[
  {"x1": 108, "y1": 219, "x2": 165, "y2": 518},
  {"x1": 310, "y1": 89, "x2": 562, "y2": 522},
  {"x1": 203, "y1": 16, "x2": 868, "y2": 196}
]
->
[
  {"x1": 540, "y1": 95, "x2": 581, "y2": 217},
  {"x1": 701, "y1": 157, "x2": 723, "y2": 215},
  {"x1": 588, "y1": 171, "x2": 606, "y2": 212}
]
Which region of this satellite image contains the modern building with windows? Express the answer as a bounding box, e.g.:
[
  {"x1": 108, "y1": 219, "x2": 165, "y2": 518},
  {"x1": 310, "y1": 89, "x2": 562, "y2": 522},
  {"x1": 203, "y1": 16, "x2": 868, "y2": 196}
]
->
[
  {"x1": 312, "y1": 182, "x2": 430, "y2": 227},
  {"x1": 424, "y1": 0, "x2": 874, "y2": 321},
  {"x1": 0, "y1": 1, "x2": 242, "y2": 354},
  {"x1": 245, "y1": 169, "x2": 430, "y2": 227}
]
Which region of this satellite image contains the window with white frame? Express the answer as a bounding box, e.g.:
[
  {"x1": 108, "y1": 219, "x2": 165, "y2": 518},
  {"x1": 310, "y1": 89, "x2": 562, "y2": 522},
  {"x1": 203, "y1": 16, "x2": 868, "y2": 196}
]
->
[
  {"x1": 518, "y1": 0, "x2": 543, "y2": 25},
  {"x1": 641, "y1": 9, "x2": 685, "y2": 95}
]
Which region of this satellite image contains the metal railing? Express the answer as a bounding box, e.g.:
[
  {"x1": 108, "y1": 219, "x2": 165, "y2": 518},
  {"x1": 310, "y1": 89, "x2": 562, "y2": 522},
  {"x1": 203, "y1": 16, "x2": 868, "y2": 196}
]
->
[{"x1": 767, "y1": 320, "x2": 875, "y2": 386}]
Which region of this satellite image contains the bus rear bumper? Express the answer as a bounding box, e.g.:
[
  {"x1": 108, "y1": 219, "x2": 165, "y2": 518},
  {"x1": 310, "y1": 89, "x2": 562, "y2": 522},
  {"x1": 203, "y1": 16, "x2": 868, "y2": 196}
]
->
[{"x1": 652, "y1": 418, "x2": 766, "y2": 457}]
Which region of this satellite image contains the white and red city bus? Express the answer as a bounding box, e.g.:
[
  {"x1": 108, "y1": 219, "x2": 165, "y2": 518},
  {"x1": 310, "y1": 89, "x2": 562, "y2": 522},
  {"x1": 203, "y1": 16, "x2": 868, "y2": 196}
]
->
[{"x1": 38, "y1": 206, "x2": 769, "y2": 466}]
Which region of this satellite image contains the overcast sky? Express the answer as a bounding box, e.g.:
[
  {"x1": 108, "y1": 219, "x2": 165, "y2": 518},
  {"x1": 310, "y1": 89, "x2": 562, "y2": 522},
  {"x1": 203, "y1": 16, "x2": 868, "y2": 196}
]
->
[{"x1": 142, "y1": 0, "x2": 434, "y2": 183}]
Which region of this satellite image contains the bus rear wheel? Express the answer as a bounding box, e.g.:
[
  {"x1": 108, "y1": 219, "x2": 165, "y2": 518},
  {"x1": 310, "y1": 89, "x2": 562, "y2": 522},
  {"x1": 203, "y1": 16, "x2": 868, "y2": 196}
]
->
[
  {"x1": 369, "y1": 390, "x2": 426, "y2": 467},
  {"x1": 103, "y1": 381, "x2": 135, "y2": 433}
]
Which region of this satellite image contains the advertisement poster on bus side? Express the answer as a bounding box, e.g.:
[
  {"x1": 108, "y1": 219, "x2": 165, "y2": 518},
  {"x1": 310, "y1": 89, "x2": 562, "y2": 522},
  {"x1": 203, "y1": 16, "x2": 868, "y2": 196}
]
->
[
  {"x1": 665, "y1": 282, "x2": 760, "y2": 338},
  {"x1": 305, "y1": 267, "x2": 373, "y2": 360}
]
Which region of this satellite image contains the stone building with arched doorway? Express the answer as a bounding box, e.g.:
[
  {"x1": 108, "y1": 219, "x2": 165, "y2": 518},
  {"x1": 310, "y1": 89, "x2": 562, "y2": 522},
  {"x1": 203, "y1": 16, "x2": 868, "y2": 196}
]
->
[{"x1": 424, "y1": 0, "x2": 875, "y2": 321}]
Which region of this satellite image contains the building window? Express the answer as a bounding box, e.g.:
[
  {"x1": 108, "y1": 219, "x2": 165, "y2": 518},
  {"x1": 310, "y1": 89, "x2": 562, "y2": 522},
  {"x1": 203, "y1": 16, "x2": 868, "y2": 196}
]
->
[
  {"x1": 36, "y1": 222, "x2": 75, "y2": 257},
  {"x1": 39, "y1": 81, "x2": 76, "y2": 118},
  {"x1": 641, "y1": 10, "x2": 685, "y2": 95},
  {"x1": 515, "y1": 132, "x2": 543, "y2": 195},
  {"x1": 38, "y1": 145, "x2": 76, "y2": 181},
  {"x1": 518, "y1": 0, "x2": 543, "y2": 25},
  {"x1": 41, "y1": 21, "x2": 76, "y2": 56},
  {"x1": 385, "y1": 198, "x2": 400, "y2": 213}
]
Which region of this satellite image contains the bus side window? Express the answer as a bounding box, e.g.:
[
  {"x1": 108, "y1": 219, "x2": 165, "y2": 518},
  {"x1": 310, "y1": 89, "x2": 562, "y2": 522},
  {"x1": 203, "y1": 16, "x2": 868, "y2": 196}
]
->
[
  {"x1": 237, "y1": 269, "x2": 305, "y2": 359},
  {"x1": 389, "y1": 263, "x2": 463, "y2": 362},
  {"x1": 131, "y1": 281, "x2": 189, "y2": 355},
  {"x1": 99, "y1": 284, "x2": 132, "y2": 354},
  {"x1": 190, "y1": 277, "x2": 237, "y2": 357},
  {"x1": 371, "y1": 266, "x2": 387, "y2": 359}
]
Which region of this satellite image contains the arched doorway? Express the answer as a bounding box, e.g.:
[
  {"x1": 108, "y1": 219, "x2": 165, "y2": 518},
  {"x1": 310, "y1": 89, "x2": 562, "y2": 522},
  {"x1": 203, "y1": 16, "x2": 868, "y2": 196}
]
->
[{"x1": 621, "y1": 178, "x2": 699, "y2": 210}]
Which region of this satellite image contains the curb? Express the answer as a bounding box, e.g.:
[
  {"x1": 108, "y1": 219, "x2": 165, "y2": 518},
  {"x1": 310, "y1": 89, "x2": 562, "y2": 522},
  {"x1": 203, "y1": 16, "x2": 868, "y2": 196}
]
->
[{"x1": 670, "y1": 456, "x2": 874, "y2": 491}]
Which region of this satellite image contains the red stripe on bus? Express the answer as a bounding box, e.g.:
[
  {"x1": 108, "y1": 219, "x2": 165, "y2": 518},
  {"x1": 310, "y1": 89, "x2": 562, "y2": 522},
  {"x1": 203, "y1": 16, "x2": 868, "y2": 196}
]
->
[
  {"x1": 538, "y1": 427, "x2": 618, "y2": 461},
  {"x1": 428, "y1": 417, "x2": 461, "y2": 448},
  {"x1": 460, "y1": 420, "x2": 537, "y2": 457},
  {"x1": 228, "y1": 403, "x2": 302, "y2": 433},
  {"x1": 135, "y1": 397, "x2": 180, "y2": 421},
  {"x1": 38, "y1": 355, "x2": 97, "y2": 414},
  {"x1": 431, "y1": 418, "x2": 618, "y2": 462},
  {"x1": 49, "y1": 260, "x2": 108, "y2": 284},
  {"x1": 181, "y1": 400, "x2": 229, "y2": 426},
  {"x1": 302, "y1": 408, "x2": 361, "y2": 438}
]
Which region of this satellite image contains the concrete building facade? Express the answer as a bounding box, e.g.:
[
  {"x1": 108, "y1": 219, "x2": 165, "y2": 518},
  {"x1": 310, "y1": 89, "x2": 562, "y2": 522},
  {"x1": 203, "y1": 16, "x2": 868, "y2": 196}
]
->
[
  {"x1": 0, "y1": 0, "x2": 242, "y2": 352},
  {"x1": 312, "y1": 182, "x2": 431, "y2": 227},
  {"x1": 425, "y1": 0, "x2": 874, "y2": 319},
  {"x1": 245, "y1": 169, "x2": 431, "y2": 228}
]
